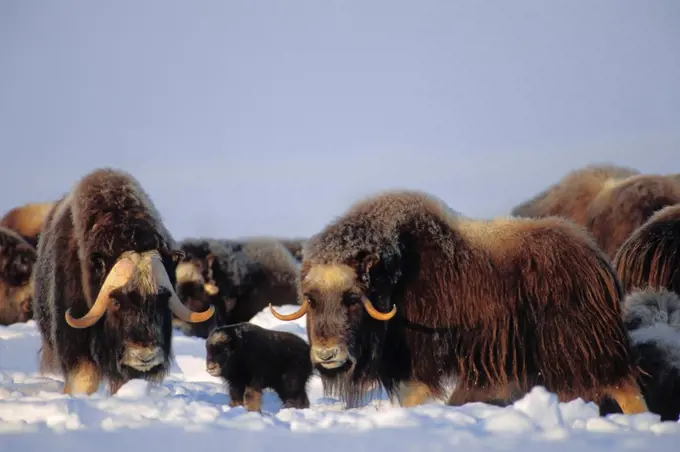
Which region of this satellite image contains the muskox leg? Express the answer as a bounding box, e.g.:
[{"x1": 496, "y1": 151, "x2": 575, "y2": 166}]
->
[
  {"x1": 447, "y1": 383, "x2": 521, "y2": 407},
  {"x1": 243, "y1": 386, "x2": 263, "y2": 413},
  {"x1": 228, "y1": 384, "x2": 246, "y2": 407},
  {"x1": 604, "y1": 377, "x2": 649, "y2": 415},
  {"x1": 396, "y1": 380, "x2": 433, "y2": 407},
  {"x1": 279, "y1": 390, "x2": 310, "y2": 409},
  {"x1": 63, "y1": 359, "x2": 102, "y2": 395},
  {"x1": 108, "y1": 378, "x2": 127, "y2": 395}
]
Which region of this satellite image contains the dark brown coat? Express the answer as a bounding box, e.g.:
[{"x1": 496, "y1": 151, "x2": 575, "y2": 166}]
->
[
  {"x1": 175, "y1": 238, "x2": 299, "y2": 338},
  {"x1": 510, "y1": 164, "x2": 639, "y2": 226},
  {"x1": 206, "y1": 323, "x2": 312, "y2": 412},
  {"x1": 0, "y1": 201, "x2": 55, "y2": 248},
  {"x1": 271, "y1": 190, "x2": 647, "y2": 414},
  {"x1": 0, "y1": 226, "x2": 36, "y2": 325},
  {"x1": 614, "y1": 203, "x2": 680, "y2": 295},
  {"x1": 32, "y1": 168, "x2": 213, "y2": 395},
  {"x1": 586, "y1": 175, "x2": 680, "y2": 259}
]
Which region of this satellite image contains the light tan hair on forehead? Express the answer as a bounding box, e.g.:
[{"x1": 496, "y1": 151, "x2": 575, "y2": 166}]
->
[{"x1": 303, "y1": 264, "x2": 356, "y2": 291}]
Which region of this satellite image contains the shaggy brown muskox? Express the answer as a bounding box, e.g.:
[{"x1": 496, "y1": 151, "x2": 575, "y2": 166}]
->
[
  {"x1": 586, "y1": 175, "x2": 680, "y2": 260},
  {"x1": 0, "y1": 201, "x2": 55, "y2": 248},
  {"x1": 0, "y1": 226, "x2": 36, "y2": 325},
  {"x1": 510, "y1": 164, "x2": 639, "y2": 226},
  {"x1": 174, "y1": 237, "x2": 299, "y2": 338},
  {"x1": 614, "y1": 203, "x2": 680, "y2": 295},
  {"x1": 206, "y1": 323, "x2": 312, "y2": 412},
  {"x1": 33, "y1": 168, "x2": 214, "y2": 395},
  {"x1": 270, "y1": 190, "x2": 647, "y2": 413},
  {"x1": 600, "y1": 289, "x2": 680, "y2": 421}
]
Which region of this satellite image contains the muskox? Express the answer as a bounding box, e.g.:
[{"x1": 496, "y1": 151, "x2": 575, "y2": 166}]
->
[
  {"x1": 621, "y1": 289, "x2": 680, "y2": 421},
  {"x1": 0, "y1": 201, "x2": 55, "y2": 248},
  {"x1": 206, "y1": 323, "x2": 312, "y2": 412},
  {"x1": 276, "y1": 238, "x2": 306, "y2": 262},
  {"x1": 0, "y1": 226, "x2": 36, "y2": 325},
  {"x1": 270, "y1": 190, "x2": 647, "y2": 414},
  {"x1": 33, "y1": 168, "x2": 214, "y2": 395},
  {"x1": 510, "y1": 164, "x2": 639, "y2": 226},
  {"x1": 585, "y1": 175, "x2": 680, "y2": 259},
  {"x1": 174, "y1": 237, "x2": 299, "y2": 338},
  {"x1": 614, "y1": 203, "x2": 680, "y2": 295}
]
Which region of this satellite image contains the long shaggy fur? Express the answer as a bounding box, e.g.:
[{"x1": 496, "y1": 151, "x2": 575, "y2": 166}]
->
[
  {"x1": 0, "y1": 201, "x2": 55, "y2": 248},
  {"x1": 510, "y1": 164, "x2": 639, "y2": 226},
  {"x1": 33, "y1": 168, "x2": 180, "y2": 392},
  {"x1": 206, "y1": 323, "x2": 312, "y2": 411},
  {"x1": 0, "y1": 226, "x2": 36, "y2": 325},
  {"x1": 619, "y1": 289, "x2": 680, "y2": 421},
  {"x1": 303, "y1": 190, "x2": 639, "y2": 409},
  {"x1": 175, "y1": 237, "x2": 299, "y2": 338},
  {"x1": 614, "y1": 204, "x2": 680, "y2": 295},
  {"x1": 586, "y1": 175, "x2": 680, "y2": 259}
]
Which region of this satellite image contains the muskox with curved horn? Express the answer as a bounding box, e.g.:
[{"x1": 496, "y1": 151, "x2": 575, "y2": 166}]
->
[
  {"x1": 33, "y1": 168, "x2": 214, "y2": 395},
  {"x1": 174, "y1": 237, "x2": 299, "y2": 338},
  {"x1": 0, "y1": 201, "x2": 55, "y2": 248},
  {"x1": 614, "y1": 203, "x2": 680, "y2": 295},
  {"x1": 0, "y1": 226, "x2": 36, "y2": 325},
  {"x1": 510, "y1": 164, "x2": 638, "y2": 226},
  {"x1": 586, "y1": 175, "x2": 680, "y2": 260},
  {"x1": 270, "y1": 190, "x2": 647, "y2": 414}
]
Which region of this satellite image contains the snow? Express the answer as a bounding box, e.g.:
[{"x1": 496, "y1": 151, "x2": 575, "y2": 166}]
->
[{"x1": 1, "y1": 306, "x2": 679, "y2": 451}]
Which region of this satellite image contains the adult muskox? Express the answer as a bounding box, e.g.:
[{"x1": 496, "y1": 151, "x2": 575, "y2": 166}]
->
[
  {"x1": 0, "y1": 226, "x2": 36, "y2": 325},
  {"x1": 0, "y1": 201, "x2": 55, "y2": 248},
  {"x1": 33, "y1": 168, "x2": 214, "y2": 395},
  {"x1": 614, "y1": 203, "x2": 680, "y2": 295},
  {"x1": 510, "y1": 164, "x2": 639, "y2": 226},
  {"x1": 270, "y1": 190, "x2": 647, "y2": 413},
  {"x1": 175, "y1": 237, "x2": 298, "y2": 338},
  {"x1": 586, "y1": 175, "x2": 680, "y2": 260}
]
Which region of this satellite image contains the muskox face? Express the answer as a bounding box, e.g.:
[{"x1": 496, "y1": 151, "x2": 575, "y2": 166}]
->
[
  {"x1": 204, "y1": 326, "x2": 240, "y2": 377},
  {"x1": 0, "y1": 278, "x2": 33, "y2": 325},
  {"x1": 270, "y1": 254, "x2": 397, "y2": 378},
  {"x1": 64, "y1": 250, "x2": 215, "y2": 377}
]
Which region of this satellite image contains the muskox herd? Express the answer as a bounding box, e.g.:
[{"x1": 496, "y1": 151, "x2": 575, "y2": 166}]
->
[{"x1": 0, "y1": 164, "x2": 679, "y2": 421}]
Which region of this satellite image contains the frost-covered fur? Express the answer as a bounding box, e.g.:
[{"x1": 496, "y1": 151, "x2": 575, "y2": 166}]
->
[{"x1": 620, "y1": 289, "x2": 680, "y2": 421}]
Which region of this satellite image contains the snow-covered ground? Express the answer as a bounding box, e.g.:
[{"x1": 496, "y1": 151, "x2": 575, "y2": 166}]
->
[{"x1": 1, "y1": 306, "x2": 679, "y2": 451}]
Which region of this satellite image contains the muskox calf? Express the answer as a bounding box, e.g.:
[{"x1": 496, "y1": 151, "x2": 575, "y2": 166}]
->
[
  {"x1": 272, "y1": 190, "x2": 647, "y2": 413},
  {"x1": 622, "y1": 289, "x2": 680, "y2": 421},
  {"x1": 33, "y1": 168, "x2": 214, "y2": 395},
  {"x1": 205, "y1": 323, "x2": 312, "y2": 412},
  {"x1": 510, "y1": 163, "x2": 639, "y2": 226},
  {"x1": 175, "y1": 238, "x2": 299, "y2": 338},
  {"x1": 0, "y1": 201, "x2": 55, "y2": 248},
  {"x1": 586, "y1": 174, "x2": 680, "y2": 259},
  {"x1": 0, "y1": 226, "x2": 36, "y2": 325}
]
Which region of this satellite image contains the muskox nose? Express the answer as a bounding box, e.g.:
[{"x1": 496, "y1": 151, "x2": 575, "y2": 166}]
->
[
  {"x1": 311, "y1": 345, "x2": 340, "y2": 362},
  {"x1": 206, "y1": 362, "x2": 221, "y2": 376},
  {"x1": 122, "y1": 345, "x2": 164, "y2": 371}
]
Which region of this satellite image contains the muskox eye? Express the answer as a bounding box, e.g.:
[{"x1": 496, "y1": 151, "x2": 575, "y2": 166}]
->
[
  {"x1": 111, "y1": 299, "x2": 121, "y2": 310},
  {"x1": 342, "y1": 293, "x2": 360, "y2": 307},
  {"x1": 305, "y1": 294, "x2": 317, "y2": 309}
]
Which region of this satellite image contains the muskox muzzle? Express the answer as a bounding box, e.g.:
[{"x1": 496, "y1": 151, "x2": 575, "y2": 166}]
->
[{"x1": 65, "y1": 251, "x2": 215, "y2": 328}]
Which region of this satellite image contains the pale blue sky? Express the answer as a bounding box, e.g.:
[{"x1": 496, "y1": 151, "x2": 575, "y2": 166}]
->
[{"x1": 1, "y1": 0, "x2": 679, "y2": 239}]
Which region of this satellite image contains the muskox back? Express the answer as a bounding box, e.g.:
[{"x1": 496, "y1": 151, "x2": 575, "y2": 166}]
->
[
  {"x1": 0, "y1": 226, "x2": 36, "y2": 325},
  {"x1": 586, "y1": 175, "x2": 680, "y2": 259},
  {"x1": 0, "y1": 201, "x2": 55, "y2": 248},
  {"x1": 614, "y1": 203, "x2": 680, "y2": 295},
  {"x1": 33, "y1": 168, "x2": 213, "y2": 394},
  {"x1": 510, "y1": 164, "x2": 639, "y2": 226}
]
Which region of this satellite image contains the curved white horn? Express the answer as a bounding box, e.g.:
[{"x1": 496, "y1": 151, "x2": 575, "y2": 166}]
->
[{"x1": 65, "y1": 254, "x2": 138, "y2": 329}]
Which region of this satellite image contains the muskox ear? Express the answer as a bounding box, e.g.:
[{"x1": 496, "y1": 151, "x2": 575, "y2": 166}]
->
[
  {"x1": 361, "y1": 253, "x2": 380, "y2": 275},
  {"x1": 171, "y1": 249, "x2": 186, "y2": 265}
]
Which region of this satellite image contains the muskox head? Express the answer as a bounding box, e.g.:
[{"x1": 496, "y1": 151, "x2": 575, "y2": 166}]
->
[
  {"x1": 64, "y1": 250, "x2": 214, "y2": 376},
  {"x1": 269, "y1": 253, "x2": 397, "y2": 377},
  {"x1": 0, "y1": 233, "x2": 36, "y2": 325}
]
